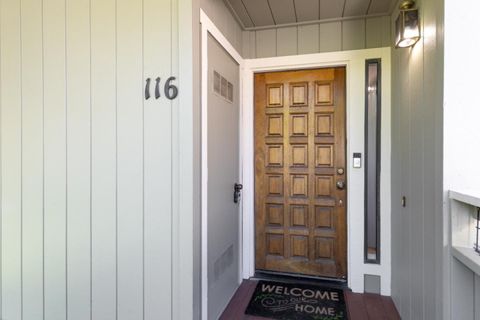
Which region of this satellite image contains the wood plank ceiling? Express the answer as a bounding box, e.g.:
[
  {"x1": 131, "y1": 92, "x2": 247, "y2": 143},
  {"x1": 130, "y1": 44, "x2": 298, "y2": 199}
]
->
[{"x1": 225, "y1": 0, "x2": 396, "y2": 29}]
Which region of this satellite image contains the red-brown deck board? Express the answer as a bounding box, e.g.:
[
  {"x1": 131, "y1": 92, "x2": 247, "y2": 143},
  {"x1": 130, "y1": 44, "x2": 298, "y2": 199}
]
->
[{"x1": 219, "y1": 280, "x2": 400, "y2": 320}]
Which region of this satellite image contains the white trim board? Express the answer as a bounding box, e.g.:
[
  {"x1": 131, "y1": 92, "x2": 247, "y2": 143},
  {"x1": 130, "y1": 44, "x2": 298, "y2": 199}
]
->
[
  {"x1": 200, "y1": 10, "x2": 244, "y2": 320},
  {"x1": 241, "y1": 48, "x2": 392, "y2": 295}
]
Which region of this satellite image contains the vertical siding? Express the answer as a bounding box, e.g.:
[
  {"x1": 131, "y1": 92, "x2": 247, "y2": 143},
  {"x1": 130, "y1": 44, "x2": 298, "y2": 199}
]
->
[
  {"x1": 242, "y1": 16, "x2": 391, "y2": 58},
  {"x1": 200, "y1": 0, "x2": 243, "y2": 54},
  {"x1": 255, "y1": 29, "x2": 276, "y2": 58},
  {"x1": 65, "y1": 0, "x2": 91, "y2": 318},
  {"x1": 475, "y1": 276, "x2": 480, "y2": 320},
  {"x1": 366, "y1": 16, "x2": 391, "y2": 48},
  {"x1": 342, "y1": 19, "x2": 366, "y2": 50},
  {"x1": 390, "y1": 0, "x2": 444, "y2": 318},
  {"x1": 242, "y1": 31, "x2": 256, "y2": 60},
  {"x1": 319, "y1": 22, "x2": 342, "y2": 52},
  {"x1": 409, "y1": 26, "x2": 424, "y2": 320},
  {"x1": 21, "y1": 0, "x2": 44, "y2": 318},
  {"x1": 1, "y1": 0, "x2": 22, "y2": 318},
  {"x1": 116, "y1": 0, "x2": 144, "y2": 317},
  {"x1": 43, "y1": 0, "x2": 67, "y2": 318},
  {"x1": 451, "y1": 258, "x2": 474, "y2": 319},
  {"x1": 421, "y1": 0, "x2": 438, "y2": 317},
  {"x1": 276, "y1": 27, "x2": 297, "y2": 56},
  {"x1": 298, "y1": 24, "x2": 319, "y2": 54},
  {"x1": 392, "y1": 44, "x2": 411, "y2": 318},
  {"x1": 90, "y1": 0, "x2": 117, "y2": 318},
  {"x1": 143, "y1": 0, "x2": 172, "y2": 318},
  {"x1": 0, "y1": 0, "x2": 181, "y2": 318}
]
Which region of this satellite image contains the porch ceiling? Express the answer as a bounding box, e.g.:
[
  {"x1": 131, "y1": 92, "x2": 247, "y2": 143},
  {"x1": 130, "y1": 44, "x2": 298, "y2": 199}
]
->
[{"x1": 225, "y1": 0, "x2": 396, "y2": 29}]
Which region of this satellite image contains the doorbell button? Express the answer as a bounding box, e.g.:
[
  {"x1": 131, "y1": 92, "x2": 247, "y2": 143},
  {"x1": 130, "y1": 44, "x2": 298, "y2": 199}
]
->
[{"x1": 353, "y1": 153, "x2": 362, "y2": 168}]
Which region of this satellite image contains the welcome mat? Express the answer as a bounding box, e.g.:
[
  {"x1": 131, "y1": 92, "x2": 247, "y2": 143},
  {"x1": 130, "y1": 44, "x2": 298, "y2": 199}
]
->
[{"x1": 245, "y1": 280, "x2": 348, "y2": 320}]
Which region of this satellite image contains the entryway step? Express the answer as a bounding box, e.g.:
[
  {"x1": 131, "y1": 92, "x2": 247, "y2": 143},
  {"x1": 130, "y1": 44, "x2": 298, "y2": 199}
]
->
[{"x1": 219, "y1": 280, "x2": 400, "y2": 320}]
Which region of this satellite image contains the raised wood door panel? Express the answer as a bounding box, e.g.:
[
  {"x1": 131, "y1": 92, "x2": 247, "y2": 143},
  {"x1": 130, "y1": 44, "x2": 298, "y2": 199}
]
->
[{"x1": 255, "y1": 68, "x2": 347, "y2": 278}]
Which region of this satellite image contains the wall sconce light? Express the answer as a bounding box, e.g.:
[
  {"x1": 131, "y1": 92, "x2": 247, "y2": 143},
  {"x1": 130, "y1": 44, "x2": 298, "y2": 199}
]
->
[{"x1": 395, "y1": 0, "x2": 420, "y2": 48}]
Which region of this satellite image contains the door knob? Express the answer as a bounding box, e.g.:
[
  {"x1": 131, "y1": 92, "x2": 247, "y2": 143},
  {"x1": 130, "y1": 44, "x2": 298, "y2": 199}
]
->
[
  {"x1": 336, "y1": 180, "x2": 345, "y2": 190},
  {"x1": 233, "y1": 183, "x2": 243, "y2": 204}
]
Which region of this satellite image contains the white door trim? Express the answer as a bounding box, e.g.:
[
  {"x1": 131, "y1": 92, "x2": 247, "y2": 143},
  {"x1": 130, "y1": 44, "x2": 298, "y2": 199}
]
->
[
  {"x1": 201, "y1": 10, "x2": 392, "y2": 313},
  {"x1": 200, "y1": 10, "x2": 244, "y2": 320},
  {"x1": 241, "y1": 48, "x2": 392, "y2": 295}
]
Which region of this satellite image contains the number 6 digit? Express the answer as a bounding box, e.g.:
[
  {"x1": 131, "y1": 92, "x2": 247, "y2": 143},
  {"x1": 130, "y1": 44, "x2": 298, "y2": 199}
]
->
[{"x1": 164, "y1": 76, "x2": 178, "y2": 100}]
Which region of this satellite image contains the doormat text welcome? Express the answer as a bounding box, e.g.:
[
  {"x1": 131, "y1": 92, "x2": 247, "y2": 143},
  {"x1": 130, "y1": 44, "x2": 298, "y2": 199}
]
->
[{"x1": 245, "y1": 280, "x2": 348, "y2": 320}]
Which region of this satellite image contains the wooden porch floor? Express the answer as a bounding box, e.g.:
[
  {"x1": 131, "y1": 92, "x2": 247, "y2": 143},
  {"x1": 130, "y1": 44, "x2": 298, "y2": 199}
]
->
[{"x1": 219, "y1": 280, "x2": 401, "y2": 320}]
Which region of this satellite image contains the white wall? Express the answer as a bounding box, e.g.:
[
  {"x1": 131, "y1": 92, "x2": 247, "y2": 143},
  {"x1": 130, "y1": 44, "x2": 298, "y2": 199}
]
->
[
  {"x1": 389, "y1": 0, "x2": 444, "y2": 319},
  {"x1": 0, "y1": 0, "x2": 195, "y2": 319},
  {"x1": 444, "y1": 3, "x2": 480, "y2": 206},
  {"x1": 242, "y1": 16, "x2": 391, "y2": 59},
  {"x1": 444, "y1": 1, "x2": 480, "y2": 319}
]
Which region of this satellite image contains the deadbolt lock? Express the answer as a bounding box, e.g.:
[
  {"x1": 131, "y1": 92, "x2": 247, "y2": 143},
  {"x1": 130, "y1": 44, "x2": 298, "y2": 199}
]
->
[{"x1": 337, "y1": 168, "x2": 345, "y2": 175}]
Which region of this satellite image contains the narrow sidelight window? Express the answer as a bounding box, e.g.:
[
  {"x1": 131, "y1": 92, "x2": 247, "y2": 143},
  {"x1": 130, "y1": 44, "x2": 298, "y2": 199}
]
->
[{"x1": 365, "y1": 59, "x2": 381, "y2": 264}]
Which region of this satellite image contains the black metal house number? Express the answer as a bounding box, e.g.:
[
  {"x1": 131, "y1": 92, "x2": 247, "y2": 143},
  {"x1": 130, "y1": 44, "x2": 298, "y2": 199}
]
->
[{"x1": 145, "y1": 76, "x2": 178, "y2": 100}]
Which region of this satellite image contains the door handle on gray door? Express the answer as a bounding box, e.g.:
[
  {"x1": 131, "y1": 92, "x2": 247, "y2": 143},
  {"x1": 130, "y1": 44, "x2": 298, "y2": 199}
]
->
[
  {"x1": 336, "y1": 180, "x2": 345, "y2": 190},
  {"x1": 234, "y1": 183, "x2": 243, "y2": 204}
]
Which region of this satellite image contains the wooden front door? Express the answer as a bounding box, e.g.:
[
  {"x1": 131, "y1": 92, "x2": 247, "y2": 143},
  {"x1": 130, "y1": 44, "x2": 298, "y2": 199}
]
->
[{"x1": 254, "y1": 67, "x2": 347, "y2": 279}]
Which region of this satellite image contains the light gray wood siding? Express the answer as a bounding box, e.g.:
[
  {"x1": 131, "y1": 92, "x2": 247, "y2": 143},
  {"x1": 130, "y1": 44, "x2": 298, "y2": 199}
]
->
[
  {"x1": 366, "y1": 17, "x2": 391, "y2": 49},
  {"x1": 319, "y1": 22, "x2": 342, "y2": 52},
  {"x1": 201, "y1": 0, "x2": 243, "y2": 53},
  {"x1": 0, "y1": 0, "x2": 194, "y2": 319},
  {"x1": 90, "y1": 0, "x2": 117, "y2": 317},
  {"x1": 276, "y1": 27, "x2": 297, "y2": 56},
  {"x1": 390, "y1": 0, "x2": 444, "y2": 318},
  {"x1": 241, "y1": 16, "x2": 391, "y2": 58},
  {"x1": 342, "y1": 19, "x2": 366, "y2": 50},
  {"x1": 451, "y1": 259, "x2": 475, "y2": 319},
  {"x1": 256, "y1": 29, "x2": 277, "y2": 58},
  {"x1": 298, "y1": 24, "x2": 319, "y2": 54},
  {"x1": 449, "y1": 254, "x2": 480, "y2": 320}
]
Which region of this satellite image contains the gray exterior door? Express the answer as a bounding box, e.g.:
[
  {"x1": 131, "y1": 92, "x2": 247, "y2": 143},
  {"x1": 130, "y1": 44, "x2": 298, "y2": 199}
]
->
[{"x1": 207, "y1": 34, "x2": 240, "y2": 319}]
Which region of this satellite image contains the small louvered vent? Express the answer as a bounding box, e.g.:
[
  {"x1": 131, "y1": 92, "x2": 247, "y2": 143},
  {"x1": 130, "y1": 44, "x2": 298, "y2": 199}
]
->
[
  {"x1": 214, "y1": 71, "x2": 221, "y2": 94},
  {"x1": 227, "y1": 82, "x2": 233, "y2": 102},
  {"x1": 213, "y1": 70, "x2": 234, "y2": 103},
  {"x1": 221, "y1": 76, "x2": 228, "y2": 98}
]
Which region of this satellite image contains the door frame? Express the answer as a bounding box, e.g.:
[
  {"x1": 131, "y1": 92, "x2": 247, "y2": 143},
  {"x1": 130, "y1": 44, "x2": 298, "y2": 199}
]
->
[
  {"x1": 201, "y1": 10, "x2": 393, "y2": 314},
  {"x1": 241, "y1": 48, "x2": 392, "y2": 295},
  {"x1": 200, "y1": 10, "x2": 244, "y2": 320}
]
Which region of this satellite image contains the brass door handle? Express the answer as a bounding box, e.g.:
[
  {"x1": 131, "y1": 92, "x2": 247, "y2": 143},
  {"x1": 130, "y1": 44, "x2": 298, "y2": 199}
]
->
[{"x1": 336, "y1": 180, "x2": 345, "y2": 190}]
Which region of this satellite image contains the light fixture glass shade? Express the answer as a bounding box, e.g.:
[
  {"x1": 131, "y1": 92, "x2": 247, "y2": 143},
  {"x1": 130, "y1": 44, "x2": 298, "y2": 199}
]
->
[{"x1": 395, "y1": 9, "x2": 420, "y2": 48}]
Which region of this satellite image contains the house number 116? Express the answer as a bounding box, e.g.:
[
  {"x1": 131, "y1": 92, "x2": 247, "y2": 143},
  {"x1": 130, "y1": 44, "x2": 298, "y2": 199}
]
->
[{"x1": 145, "y1": 76, "x2": 179, "y2": 100}]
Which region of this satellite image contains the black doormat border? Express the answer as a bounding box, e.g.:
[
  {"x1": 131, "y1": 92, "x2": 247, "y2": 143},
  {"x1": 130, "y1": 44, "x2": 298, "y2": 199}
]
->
[{"x1": 245, "y1": 280, "x2": 348, "y2": 320}]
